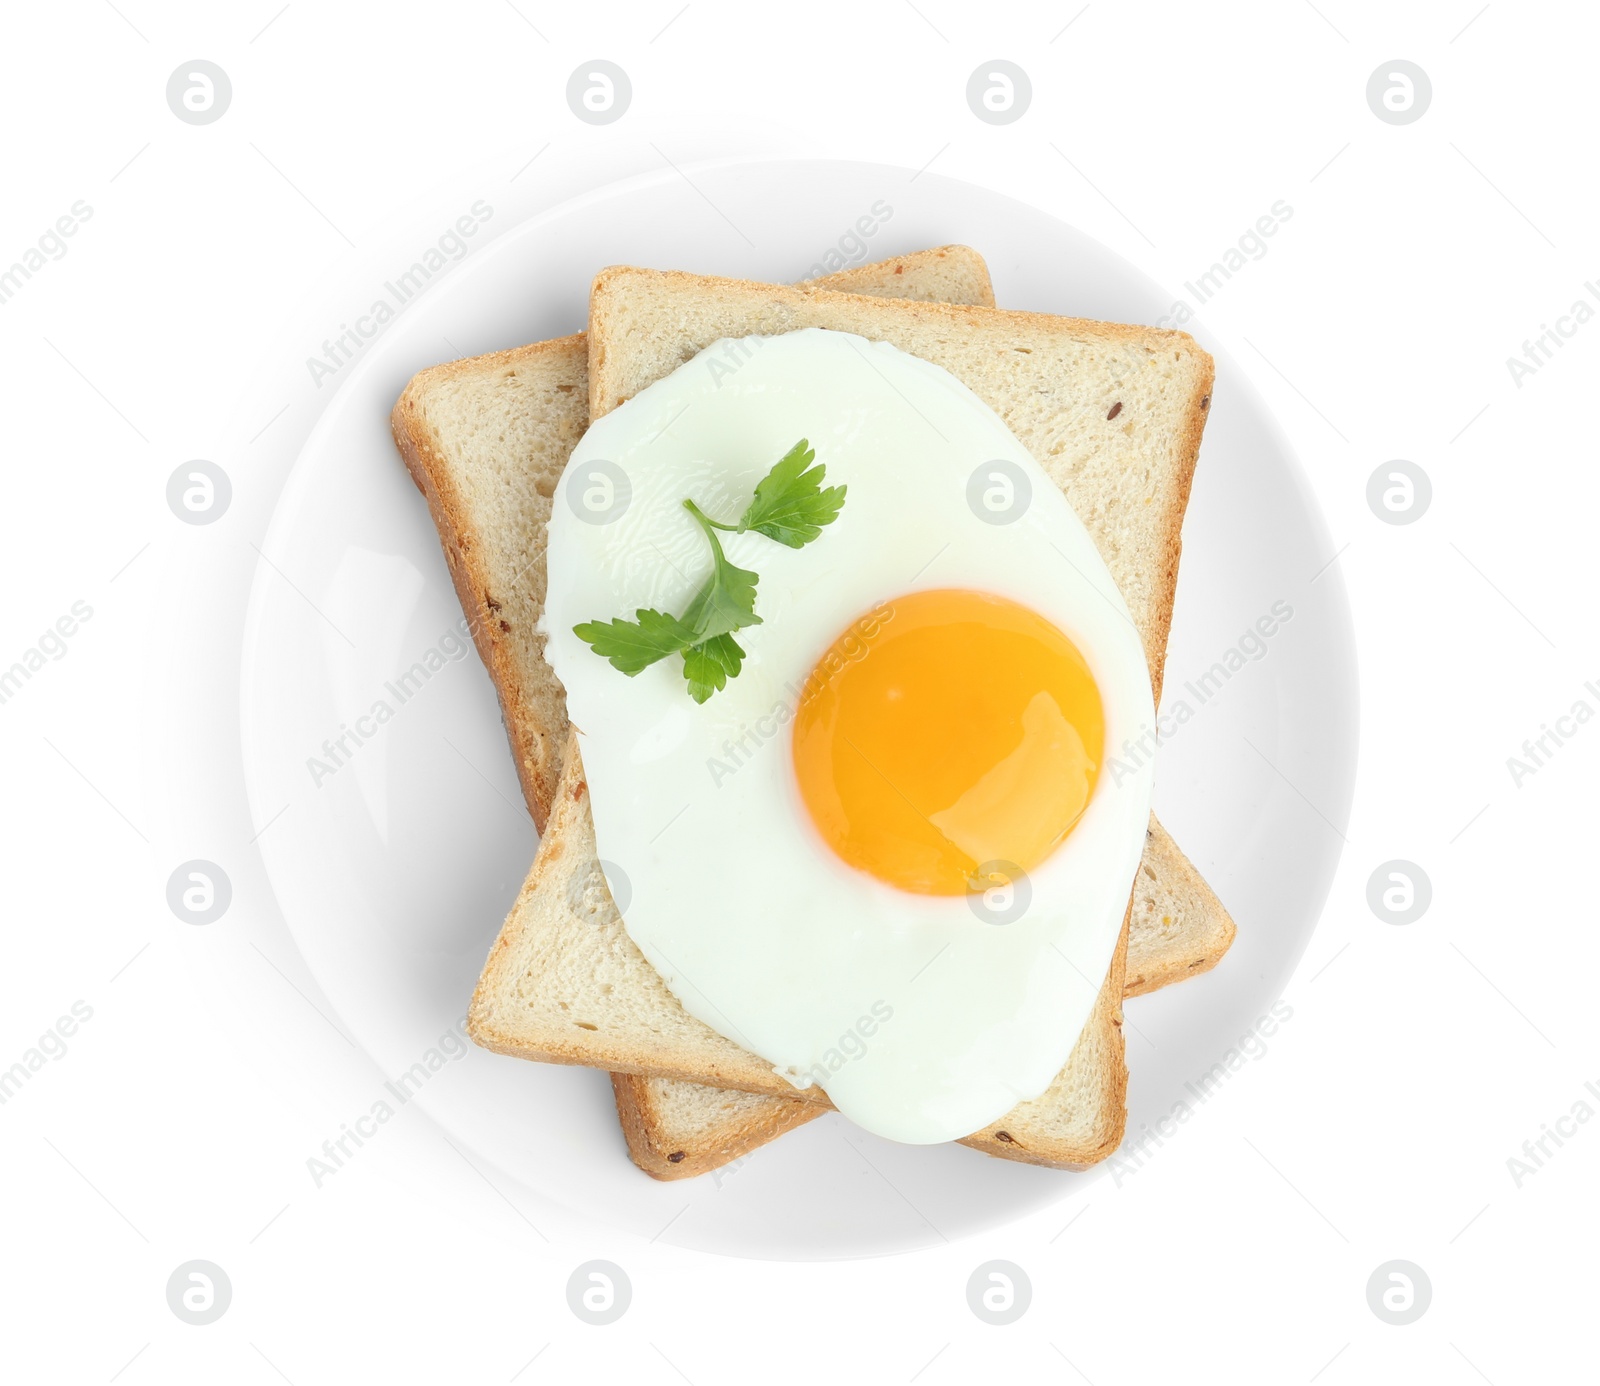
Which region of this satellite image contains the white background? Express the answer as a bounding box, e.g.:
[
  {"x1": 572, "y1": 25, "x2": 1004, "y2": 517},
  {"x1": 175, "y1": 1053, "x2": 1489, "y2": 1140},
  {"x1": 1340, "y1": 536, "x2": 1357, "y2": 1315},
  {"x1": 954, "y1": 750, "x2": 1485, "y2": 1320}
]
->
[{"x1": 2, "y1": 0, "x2": 1596, "y2": 1381}]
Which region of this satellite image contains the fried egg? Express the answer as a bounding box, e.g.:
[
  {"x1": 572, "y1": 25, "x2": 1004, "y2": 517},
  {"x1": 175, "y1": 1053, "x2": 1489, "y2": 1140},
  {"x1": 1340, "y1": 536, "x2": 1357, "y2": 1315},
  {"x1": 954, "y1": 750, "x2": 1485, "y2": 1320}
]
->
[{"x1": 543, "y1": 328, "x2": 1154, "y2": 1144}]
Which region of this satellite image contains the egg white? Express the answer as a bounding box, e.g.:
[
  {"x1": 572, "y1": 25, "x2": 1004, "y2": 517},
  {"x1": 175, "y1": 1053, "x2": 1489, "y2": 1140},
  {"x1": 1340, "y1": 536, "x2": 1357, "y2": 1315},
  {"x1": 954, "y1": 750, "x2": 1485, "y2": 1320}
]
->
[{"x1": 543, "y1": 329, "x2": 1155, "y2": 1144}]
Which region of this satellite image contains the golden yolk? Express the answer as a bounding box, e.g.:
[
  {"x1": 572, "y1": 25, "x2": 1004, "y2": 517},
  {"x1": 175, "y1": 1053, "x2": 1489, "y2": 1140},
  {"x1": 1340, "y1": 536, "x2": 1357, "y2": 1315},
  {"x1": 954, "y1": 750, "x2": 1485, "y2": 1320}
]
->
[{"x1": 791, "y1": 589, "x2": 1104, "y2": 895}]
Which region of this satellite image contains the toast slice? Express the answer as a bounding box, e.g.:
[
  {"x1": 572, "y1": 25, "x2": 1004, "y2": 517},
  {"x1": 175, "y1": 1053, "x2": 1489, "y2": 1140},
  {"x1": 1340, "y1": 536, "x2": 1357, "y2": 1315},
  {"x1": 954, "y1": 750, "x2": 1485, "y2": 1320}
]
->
[
  {"x1": 467, "y1": 270, "x2": 1217, "y2": 1168},
  {"x1": 615, "y1": 816, "x2": 1231, "y2": 1177},
  {"x1": 392, "y1": 247, "x2": 997, "y2": 831}
]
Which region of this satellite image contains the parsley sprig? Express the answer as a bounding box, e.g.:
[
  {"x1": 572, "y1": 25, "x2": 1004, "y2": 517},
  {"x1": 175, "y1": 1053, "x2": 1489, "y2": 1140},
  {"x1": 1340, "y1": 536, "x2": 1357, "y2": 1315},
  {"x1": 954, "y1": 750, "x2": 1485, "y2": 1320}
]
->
[{"x1": 573, "y1": 439, "x2": 845, "y2": 703}]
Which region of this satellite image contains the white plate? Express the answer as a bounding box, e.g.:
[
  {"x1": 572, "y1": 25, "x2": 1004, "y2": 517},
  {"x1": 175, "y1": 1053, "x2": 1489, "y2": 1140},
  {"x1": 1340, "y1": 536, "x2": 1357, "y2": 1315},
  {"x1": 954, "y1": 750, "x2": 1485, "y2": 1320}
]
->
[{"x1": 240, "y1": 157, "x2": 1357, "y2": 1260}]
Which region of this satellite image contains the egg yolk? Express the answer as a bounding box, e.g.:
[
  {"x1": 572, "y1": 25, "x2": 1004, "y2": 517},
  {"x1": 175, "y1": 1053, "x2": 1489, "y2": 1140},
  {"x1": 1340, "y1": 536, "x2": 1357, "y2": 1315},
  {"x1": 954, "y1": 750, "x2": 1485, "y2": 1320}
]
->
[{"x1": 791, "y1": 589, "x2": 1105, "y2": 896}]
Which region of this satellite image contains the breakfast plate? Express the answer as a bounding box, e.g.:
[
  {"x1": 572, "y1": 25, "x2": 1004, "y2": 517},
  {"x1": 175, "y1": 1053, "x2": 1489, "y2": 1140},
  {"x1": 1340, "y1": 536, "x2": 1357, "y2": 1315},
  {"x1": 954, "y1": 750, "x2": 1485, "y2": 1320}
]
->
[{"x1": 240, "y1": 157, "x2": 1357, "y2": 1258}]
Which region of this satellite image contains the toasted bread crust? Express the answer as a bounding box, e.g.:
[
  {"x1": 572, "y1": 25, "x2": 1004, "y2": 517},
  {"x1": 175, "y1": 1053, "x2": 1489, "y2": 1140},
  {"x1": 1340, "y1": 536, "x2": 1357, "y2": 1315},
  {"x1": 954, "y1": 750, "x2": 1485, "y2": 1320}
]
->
[
  {"x1": 1123, "y1": 818, "x2": 1238, "y2": 998},
  {"x1": 390, "y1": 336, "x2": 585, "y2": 832},
  {"x1": 610, "y1": 1073, "x2": 826, "y2": 1180}
]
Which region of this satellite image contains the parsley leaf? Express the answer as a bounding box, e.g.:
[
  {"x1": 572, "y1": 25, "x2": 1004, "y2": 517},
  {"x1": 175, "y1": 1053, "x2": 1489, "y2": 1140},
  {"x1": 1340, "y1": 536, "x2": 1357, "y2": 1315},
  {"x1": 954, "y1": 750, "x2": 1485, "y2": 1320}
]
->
[
  {"x1": 681, "y1": 633, "x2": 746, "y2": 704},
  {"x1": 572, "y1": 439, "x2": 844, "y2": 701},
  {"x1": 735, "y1": 439, "x2": 847, "y2": 548},
  {"x1": 571, "y1": 608, "x2": 697, "y2": 676}
]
